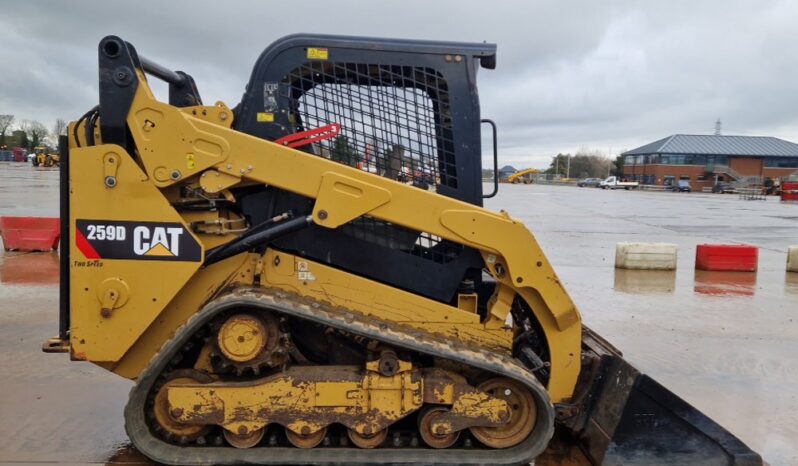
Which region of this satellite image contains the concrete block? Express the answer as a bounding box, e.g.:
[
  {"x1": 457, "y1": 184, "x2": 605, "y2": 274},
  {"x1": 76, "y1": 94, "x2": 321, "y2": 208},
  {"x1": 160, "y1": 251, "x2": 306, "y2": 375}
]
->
[
  {"x1": 615, "y1": 242, "x2": 677, "y2": 270},
  {"x1": 788, "y1": 246, "x2": 798, "y2": 273}
]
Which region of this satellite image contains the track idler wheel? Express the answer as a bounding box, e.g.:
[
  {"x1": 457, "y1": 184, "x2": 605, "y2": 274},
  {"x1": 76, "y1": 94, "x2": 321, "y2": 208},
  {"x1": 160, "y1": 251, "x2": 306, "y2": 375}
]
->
[
  {"x1": 469, "y1": 378, "x2": 536, "y2": 449},
  {"x1": 418, "y1": 406, "x2": 460, "y2": 449},
  {"x1": 152, "y1": 369, "x2": 213, "y2": 442},
  {"x1": 286, "y1": 427, "x2": 327, "y2": 449},
  {"x1": 347, "y1": 428, "x2": 388, "y2": 449},
  {"x1": 224, "y1": 427, "x2": 265, "y2": 449}
]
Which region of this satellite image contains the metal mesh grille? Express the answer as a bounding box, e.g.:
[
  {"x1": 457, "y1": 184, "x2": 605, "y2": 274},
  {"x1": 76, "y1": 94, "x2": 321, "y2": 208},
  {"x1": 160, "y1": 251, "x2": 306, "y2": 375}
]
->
[
  {"x1": 282, "y1": 62, "x2": 457, "y2": 190},
  {"x1": 281, "y1": 62, "x2": 463, "y2": 264},
  {"x1": 342, "y1": 217, "x2": 463, "y2": 264}
]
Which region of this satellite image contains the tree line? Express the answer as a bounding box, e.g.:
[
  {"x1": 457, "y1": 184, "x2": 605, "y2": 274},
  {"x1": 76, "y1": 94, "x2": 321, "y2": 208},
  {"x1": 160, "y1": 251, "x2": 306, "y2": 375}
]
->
[
  {"x1": 0, "y1": 114, "x2": 67, "y2": 150},
  {"x1": 544, "y1": 151, "x2": 625, "y2": 179}
]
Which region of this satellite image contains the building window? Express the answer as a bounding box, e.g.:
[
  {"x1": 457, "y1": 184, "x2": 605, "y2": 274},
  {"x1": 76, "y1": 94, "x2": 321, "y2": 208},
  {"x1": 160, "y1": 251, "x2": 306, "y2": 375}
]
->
[
  {"x1": 697, "y1": 174, "x2": 708, "y2": 181},
  {"x1": 663, "y1": 175, "x2": 675, "y2": 186},
  {"x1": 764, "y1": 156, "x2": 798, "y2": 168},
  {"x1": 680, "y1": 175, "x2": 690, "y2": 180}
]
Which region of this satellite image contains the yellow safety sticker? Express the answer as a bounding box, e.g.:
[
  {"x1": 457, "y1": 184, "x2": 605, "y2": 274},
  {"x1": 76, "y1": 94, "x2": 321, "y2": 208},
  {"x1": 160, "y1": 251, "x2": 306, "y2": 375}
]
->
[
  {"x1": 307, "y1": 47, "x2": 329, "y2": 60},
  {"x1": 186, "y1": 153, "x2": 196, "y2": 169},
  {"x1": 257, "y1": 112, "x2": 274, "y2": 122}
]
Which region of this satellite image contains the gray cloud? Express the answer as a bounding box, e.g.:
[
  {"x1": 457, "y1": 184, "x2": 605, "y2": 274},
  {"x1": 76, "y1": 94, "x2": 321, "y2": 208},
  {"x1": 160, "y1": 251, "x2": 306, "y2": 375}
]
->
[{"x1": 2, "y1": 0, "x2": 797, "y2": 168}]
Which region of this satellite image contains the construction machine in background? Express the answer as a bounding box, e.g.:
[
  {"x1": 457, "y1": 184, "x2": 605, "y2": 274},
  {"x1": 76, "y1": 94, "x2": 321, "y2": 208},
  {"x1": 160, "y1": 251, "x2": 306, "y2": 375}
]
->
[
  {"x1": 43, "y1": 35, "x2": 761, "y2": 465},
  {"x1": 506, "y1": 168, "x2": 541, "y2": 184},
  {"x1": 30, "y1": 146, "x2": 59, "y2": 167}
]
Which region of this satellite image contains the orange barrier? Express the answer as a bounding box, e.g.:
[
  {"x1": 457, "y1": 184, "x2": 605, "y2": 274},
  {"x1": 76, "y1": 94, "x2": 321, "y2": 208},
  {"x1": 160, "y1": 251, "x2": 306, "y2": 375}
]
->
[
  {"x1": 695, "y1": 244, "x2": 758, "y2": 272},
  {"x1": 782, "y1": 182, "x2": 798, "y2": 202},
  {"x1": 0, "y1": 216, "x2": 61, "y2": 252}
]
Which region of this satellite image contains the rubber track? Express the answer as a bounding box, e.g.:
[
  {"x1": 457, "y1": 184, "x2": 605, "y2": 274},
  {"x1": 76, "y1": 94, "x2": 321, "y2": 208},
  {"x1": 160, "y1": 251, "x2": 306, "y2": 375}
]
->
[{"x1": 125, "y1": 287, "x2": 555, "y2": 466}]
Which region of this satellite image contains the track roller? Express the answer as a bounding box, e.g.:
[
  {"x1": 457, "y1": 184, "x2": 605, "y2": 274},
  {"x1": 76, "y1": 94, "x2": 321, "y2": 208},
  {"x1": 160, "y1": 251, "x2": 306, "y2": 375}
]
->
[
  {"x1": 347, "y1": 428, "x2": 388, "y2": 449},
  {"x1": 418, "y1": 406, "x2": 461, "y2": 449},
  {"x1": 224, "y1": 428, "x2": 265, "y2": 449},
  {"x1": 286, "y1": 427, "x2": 327, "y2": 449},
  {"x1": 469, "y1": 378, "x2": 536, "y2": 449}
]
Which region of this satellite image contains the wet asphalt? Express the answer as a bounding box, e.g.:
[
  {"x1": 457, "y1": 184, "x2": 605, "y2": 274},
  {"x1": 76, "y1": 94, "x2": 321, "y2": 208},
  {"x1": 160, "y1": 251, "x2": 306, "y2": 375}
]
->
[{"x1": 0, "y1": 163, "x2": 795, "y2": 465}]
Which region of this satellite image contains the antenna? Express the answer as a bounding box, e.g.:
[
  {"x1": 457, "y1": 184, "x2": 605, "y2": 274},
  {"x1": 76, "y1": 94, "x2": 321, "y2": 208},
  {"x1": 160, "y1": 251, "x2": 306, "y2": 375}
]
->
[{"x1": 714, "y1": 118, "x2": 722, "y2": 136}]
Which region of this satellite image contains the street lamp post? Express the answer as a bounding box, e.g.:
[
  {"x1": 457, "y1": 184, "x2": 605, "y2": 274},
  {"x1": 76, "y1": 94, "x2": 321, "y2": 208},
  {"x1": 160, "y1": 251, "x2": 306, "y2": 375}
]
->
[{"x1": 566, "y1": 155, "x2": 571, "y2": 179}]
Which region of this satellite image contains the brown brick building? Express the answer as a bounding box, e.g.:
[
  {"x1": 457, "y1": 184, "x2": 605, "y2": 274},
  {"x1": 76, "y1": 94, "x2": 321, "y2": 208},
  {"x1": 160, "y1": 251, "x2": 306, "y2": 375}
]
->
[{"x1": 622, "y1": 134, "x2": 798, "y2": 190}]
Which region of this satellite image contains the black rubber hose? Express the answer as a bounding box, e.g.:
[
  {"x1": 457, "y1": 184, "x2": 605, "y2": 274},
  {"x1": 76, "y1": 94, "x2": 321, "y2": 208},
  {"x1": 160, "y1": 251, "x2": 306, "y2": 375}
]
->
[{"x1": 72, "y1": 105, "x2": 99, "y2": 148}]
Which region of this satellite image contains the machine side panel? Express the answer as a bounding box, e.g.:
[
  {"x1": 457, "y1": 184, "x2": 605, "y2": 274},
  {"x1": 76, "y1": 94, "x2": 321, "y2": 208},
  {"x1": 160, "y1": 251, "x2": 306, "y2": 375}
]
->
[{"x1": 68, "y1": 145, "x2": 203, "y2": 363}]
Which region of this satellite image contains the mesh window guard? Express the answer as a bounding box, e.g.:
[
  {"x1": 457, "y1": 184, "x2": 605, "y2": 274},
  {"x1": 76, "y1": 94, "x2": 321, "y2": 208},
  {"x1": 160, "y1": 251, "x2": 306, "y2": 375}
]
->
[
  {"x1": 342, "y1": 217, "x2": 463, "y2": 264},
  {"x1": 281, "y1": 62, "x2": 457, "y2": 190}
]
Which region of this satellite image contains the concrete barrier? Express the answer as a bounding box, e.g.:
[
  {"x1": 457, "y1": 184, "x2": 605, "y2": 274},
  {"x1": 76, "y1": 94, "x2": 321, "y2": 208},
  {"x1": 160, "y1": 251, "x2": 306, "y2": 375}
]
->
[
  {"x1": 788, "y1": 246, "x2": 798, "y2": 273},
  {"x1": 615, "y1": 242, "x2": 678, "y2": 270},
  {"x1": 695, "y1": 244, "x2": 758, "y2": 272}
]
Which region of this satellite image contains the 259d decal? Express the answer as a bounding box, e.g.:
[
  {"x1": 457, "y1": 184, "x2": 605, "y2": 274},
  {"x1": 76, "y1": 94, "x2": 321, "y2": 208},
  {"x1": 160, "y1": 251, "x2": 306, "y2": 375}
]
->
[{"x1": 75, "y1": 220, "x2": 202, "y2": 262}]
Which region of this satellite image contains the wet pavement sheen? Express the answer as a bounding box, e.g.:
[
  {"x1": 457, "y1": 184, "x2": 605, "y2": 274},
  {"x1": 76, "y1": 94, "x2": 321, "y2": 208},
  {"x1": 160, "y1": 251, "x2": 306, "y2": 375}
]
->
[{"x1": 0, "y1": 164, "x2": 795, "y2": 465}]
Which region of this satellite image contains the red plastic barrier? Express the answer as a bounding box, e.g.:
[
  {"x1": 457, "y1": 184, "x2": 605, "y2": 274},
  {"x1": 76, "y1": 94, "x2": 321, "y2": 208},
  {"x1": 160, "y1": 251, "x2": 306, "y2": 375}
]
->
[
  {"x1": 0, "y1": 217, "x2": 61, "y2": 252},
  {"x1": 695, "y1": 244, "x2": 758, "y2": 272},
  {"x1": 782, "y1": 182, "x2": 798, "y2": 202},
  {"x1": 12, "y1": 147, "x2": 25, "y2": 162}
]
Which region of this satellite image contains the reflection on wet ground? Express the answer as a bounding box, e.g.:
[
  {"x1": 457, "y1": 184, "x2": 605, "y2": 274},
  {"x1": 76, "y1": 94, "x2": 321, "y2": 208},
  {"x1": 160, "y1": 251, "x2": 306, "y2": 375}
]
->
[
  {"x1": 614, "y1": 268, "x2": 676, "y2": 293},
  {"x1": 0, "y1": 251, "x2": 59, "y2": 285},
  {"x1": 785, "y1": 272, "x2": 798, "y2": 294},
  {"x1": 694, "y1": 270, "x2": 757, "y2": 297},
  {"x1": 104, "y1": 444, "x2": 153, "y2": 465},
  {"x1": 489, "y1": 185, "x2": 798, "y2": 466},
  {"x1": 1, "y1": 168, "x2": 796, "y2": 465}
]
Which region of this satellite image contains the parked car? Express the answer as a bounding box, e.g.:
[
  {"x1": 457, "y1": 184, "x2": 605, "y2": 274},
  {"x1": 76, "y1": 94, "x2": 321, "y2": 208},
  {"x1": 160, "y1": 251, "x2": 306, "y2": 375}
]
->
[
  {"x1": 672, "y1": 180, "x2": 692, "y2": 192},
  {"x1": 577, "y1": 177, "x2": 602, "y2": 187},
  {"x1": 600, "y1": 176, "x2": 639, "y2": 190},
  {"x1": 712, "y1": 182, "x2": 735, "y2": 194}
]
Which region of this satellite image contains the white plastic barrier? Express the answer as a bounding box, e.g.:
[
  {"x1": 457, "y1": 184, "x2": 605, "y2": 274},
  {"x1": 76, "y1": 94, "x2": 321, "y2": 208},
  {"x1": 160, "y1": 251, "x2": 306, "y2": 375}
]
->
[
  {"x1": 615, "y1": 242, "x2": 678, "y2": 270},
  {"x1": 788, "y1": 246, "x2": 798, "y2": 273}
]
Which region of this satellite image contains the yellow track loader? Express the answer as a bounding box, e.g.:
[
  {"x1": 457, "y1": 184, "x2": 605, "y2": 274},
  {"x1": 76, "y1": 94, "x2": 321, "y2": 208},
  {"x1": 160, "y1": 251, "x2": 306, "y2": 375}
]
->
[{"x1": 43, "y1": 35, "x2": 761, "y2": 465}]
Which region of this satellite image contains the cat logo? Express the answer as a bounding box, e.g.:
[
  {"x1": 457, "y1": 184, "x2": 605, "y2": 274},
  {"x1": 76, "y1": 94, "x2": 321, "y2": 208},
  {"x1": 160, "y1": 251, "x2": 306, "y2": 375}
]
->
[
  {"x1": 133, "y1": 226, "x2": 184, "y2": 257},
  {"x1": 76, "y1": 220, "x2": 202, "y2": 262}
]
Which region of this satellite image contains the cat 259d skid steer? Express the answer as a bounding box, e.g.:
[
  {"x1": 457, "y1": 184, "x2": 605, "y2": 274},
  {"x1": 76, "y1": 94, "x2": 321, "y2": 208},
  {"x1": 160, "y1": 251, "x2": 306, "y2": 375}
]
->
[{"x1": 43, "y1": 34, "x2": 761, "y2": 466}]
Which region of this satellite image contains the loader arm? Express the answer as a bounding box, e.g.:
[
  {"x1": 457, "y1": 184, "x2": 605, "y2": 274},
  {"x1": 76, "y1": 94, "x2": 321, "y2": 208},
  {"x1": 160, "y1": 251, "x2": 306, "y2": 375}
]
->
[{"x1": 95, "y1": 36, "x2": 583, "y2": 403}]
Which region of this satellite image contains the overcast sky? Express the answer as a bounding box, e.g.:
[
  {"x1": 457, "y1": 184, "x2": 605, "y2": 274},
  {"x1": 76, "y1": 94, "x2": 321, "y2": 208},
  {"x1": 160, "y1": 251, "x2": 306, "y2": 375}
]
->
[{"x1": 2, "y1": 0, "x2": 798, "y2": 168}]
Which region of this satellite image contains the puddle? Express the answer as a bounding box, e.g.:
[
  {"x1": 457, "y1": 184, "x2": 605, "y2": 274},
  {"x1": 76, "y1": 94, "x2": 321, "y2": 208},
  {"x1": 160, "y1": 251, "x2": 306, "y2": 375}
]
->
[
  {"x1": 786, "y1": 273, "x2": 798, "y2": 295},
  {"x1": 614, "y1": 268, "x2": 676, "y2": 293},
  {"x1": 104, "y1": 443, "x2": 154, "y2": 465},
  {"x1": 693, "y1": 270, "x2": 757, "y2": 296},
  {"x1": 0, "y1": 251, "x2": 59, "y2": 285}
]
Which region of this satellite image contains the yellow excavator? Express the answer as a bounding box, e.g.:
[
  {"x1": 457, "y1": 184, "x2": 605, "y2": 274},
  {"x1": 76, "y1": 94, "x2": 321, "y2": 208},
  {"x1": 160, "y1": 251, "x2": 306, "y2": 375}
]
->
[{"x1": 43, "y1": 35, "x2": 761, "y2": 465}]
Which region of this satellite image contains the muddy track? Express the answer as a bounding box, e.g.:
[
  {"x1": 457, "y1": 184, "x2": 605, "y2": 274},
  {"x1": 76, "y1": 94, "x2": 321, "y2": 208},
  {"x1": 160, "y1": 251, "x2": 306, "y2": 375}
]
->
[{"x1": 125, "y1": 287, "x2": 555, "y2": 466}]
